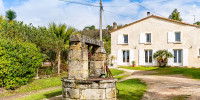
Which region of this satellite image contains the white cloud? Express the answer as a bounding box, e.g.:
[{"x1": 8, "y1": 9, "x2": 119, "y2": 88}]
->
[
  {"x1": 3, "y1": 0, "x2": 200, "y2": 30},
  {"x1": 0, "y1": 0, "x2": 5, "y2": 15}
]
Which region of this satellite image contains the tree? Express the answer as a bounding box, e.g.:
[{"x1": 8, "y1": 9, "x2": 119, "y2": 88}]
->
[
  {"x1": 106, "y1": 25, "x2": 113, "y2": 31},
  {"x1": 195, "y1": 21, "x2": 200, "y2": 25},
  {"x1": 168, "y1": 8, "x2": 182, "y2": 21},
  {"x1": 83, "y1": 25, "x2": 95, "y2": 30},
  {"x1": 153, "y1": 50, "x2": 173, "y2": 67},
  {"x1": 0, "y1": 38, "x2": 42, "y2": 90},
  {"x1": 5, "y1": 9, "x2": 17, "y2": 22},
  {"x1": 48, "y1": 23, "x2": 76, "y2": 75}
]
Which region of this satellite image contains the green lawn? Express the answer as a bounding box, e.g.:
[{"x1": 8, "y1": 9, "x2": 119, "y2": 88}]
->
[
  {"x1": 119, "y1": 66, "x2": 200, "y2": 80},
  {"x1": 110, "y1": 68, "x2": 125, "y2": 76},
  {"x1": 116, "y1": 79, "x2": 147, "y2": 100},
  {"x1": 0, "y1": 76, "x2": 63, "y2": 97},
  {"x1": 114, "y1": 75, "x2": 129, "y2": 80},
  {"x1": 119, "y1": 66, "x2": 159, "y2": 70},
  {"x1": 153, "y1": 67, "x2": 200, "y2": 79},
  {"x1": 17, "y1": 88, "x2": 62, "y2": 100}
]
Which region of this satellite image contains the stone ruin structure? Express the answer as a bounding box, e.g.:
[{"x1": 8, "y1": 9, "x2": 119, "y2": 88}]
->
[{"x1": 61, "y1": 35, "x2": 117, "y2": 100}]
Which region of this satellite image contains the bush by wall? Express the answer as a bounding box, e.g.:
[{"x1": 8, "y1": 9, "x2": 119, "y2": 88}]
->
[{"x1": 0, "y1": 38, "x2": 42, "y2": 90}]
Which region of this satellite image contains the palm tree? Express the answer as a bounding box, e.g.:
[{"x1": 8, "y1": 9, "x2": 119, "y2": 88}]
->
[
  {"x1": 48, "y1": 23, "x2": 76, "y2": 75},
  {"x1": 5, "y1": 9, "x2": 17, "y2": 22},
  {"x1": 153, "y1": 50, "x2": 173, "y2": 67}
]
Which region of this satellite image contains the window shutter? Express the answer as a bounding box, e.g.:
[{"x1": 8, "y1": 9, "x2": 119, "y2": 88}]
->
[
  {"x1": 117, "y1": 50, "x2": 123, "y2": 65},
  {"x1": 139, "y1": 49, "x2": 144, "y2": 65},
  {"x1": 153, "y1": 49, "x2": 157, "y2": 66},
  {"x1": 140, "y1": 33, "x2": 145, "y2": 43},
  {"x1": 118, "y1": 34, "x2": 123, "y2": 44},
  {"x1": 168, "y1": 32, "x2": 175, "y2": 43},
  {"x1": 167, "y1": 49, "x2": 173, "y2": 66},
  {"x1": 183, "y1": 49, "x2": 188, "y2": 66},
  {"x1": 129, "y1": 50, "x2": 134, "y2": 65}
]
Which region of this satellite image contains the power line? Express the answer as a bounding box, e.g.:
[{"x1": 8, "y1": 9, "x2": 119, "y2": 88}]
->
[
  {"x1": 130, "y1": 1, "x2": 164, "y2": 17},
  {"x1": 102, "y1": 11, "x2": 108, "y2": 27},
  {"x1": 59, "y1": 0, "x2": 99, "y2": 7},
  {"x1": 142, "y1": 0, "x2": 169, "y2": 5},
  {"x1": 104, "y1": 10, "x2": 134, "y2": 19}
]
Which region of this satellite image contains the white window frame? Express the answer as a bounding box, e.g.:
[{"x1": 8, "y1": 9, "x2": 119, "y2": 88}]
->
[
  {"x1": 175, "y1": 31, "x2": 181, "y2": 42},
  {"x1": 123, "y1": 34, "x2": 128, "y2": 44},
  {"x1": 144, "y1": 49, "x2": 153, "y2": 65},
  {"x1": 173, "y1": 49, "x2": 183, "y2": 66},
  {"x1": 146, "y1": 33, "x2": 151, "y2": 43}
]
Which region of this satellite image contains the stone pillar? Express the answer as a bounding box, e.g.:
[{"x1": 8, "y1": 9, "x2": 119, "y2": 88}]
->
[
  {"x1": 89, "y1": 46, "x2": 106, "y2": 78},
  {"x1": 68, "y1": 42, "x2": 88, "y2": 80}
]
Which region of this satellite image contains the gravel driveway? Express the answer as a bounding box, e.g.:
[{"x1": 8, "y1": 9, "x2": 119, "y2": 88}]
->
[{"x1": 113, "y1": 68, "x2": 200, "y2": 100}]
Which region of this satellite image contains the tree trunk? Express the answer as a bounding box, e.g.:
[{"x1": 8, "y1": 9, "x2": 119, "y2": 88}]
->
[{"x1": 58, "y1": 51, "x2": 61, "y2": 75}]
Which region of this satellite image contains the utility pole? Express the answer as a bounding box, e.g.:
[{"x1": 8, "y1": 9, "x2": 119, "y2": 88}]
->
[
  {"x1": 100, "y1": 0, "x2": 103, "y2": 41},
  {"x1": 193, "y1": 15, "x2": 196, "y2": 24}
]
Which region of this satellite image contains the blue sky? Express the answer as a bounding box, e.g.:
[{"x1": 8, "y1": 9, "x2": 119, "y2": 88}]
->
[{"x1": 1, "y1": 0, "x2": 200, "y2": 30}]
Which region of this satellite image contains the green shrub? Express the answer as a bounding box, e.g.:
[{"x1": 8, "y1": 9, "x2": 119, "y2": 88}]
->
[{"x1": 0, "y1": 38, "x2": 42, "y2": 90}]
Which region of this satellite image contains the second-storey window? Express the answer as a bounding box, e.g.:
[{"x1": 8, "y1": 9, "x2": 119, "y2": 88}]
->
[
  {"x1": 146, "y1": 33, "x2": 151, "y2": 43},
  {"x1": 175, "y1": 32, "x2": 181, "y2": 42},
  {"x1": 124, "y1": 34, "x2": 128, "y2": 43}
]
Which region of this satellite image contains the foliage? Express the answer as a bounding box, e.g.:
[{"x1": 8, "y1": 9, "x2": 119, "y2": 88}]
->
[
  {"x1": 0, "y1": 76, "x2": 63, "y2": 97},
  {"x1": 5, "y1": 9, "x2": 17, "y2": 22},
  {"x1": 17, "y1": 88, "x2": 62, "y2": 100},
  {"x1": 83, "y1": 25, "x2": 95, "y2": 30},
  {"x1": 168, "y1": 8, "x2": 182, "y2": 21},
  {"x1": 110, "y1": 68, "x2": 124, "y2": 76},
  {"x1": 110, "y1": 55, "x2": 115, "y2": 65},
  {"x1": 0, "y1": 38, "x2": 42, "y2": 90},
  {"x1": 153, "y1": 67, "x2": 200, "y2": 79},
  {"x1": 195, "y1": 21, "x2": 200, "y2": 25},
  {"x1": 153, "y1": 50, "x2": 173, "y2": 67},
  {"x1": 119, "y1": 66, "x2": 159, "y2": 70},
  {"x1": 132, "y1": 61, "x2": 136, "y2": 65},
  {"x1": 117, "y1": 79, "x2": 147, "y2": 100}
]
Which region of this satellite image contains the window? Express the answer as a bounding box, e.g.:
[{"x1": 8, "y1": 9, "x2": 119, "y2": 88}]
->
[
  {"x1": 175, "y1": 32, "x2": 181, "y2": 42},
  {"x1": 145, "y1": 50, "x2": 152, "y2": 63},
  {"x1": 146, "y1": 33, "x2": 151, "y2": 43},
  {"x1": 123, "y1": 51, "x2": 129, "y2": 63},
  {"x1": 174, "y1": 50, "x2": 182, "y2": 65},
  {"x1": 123, "y1": 35, "x2": 128, "y2": 43}
]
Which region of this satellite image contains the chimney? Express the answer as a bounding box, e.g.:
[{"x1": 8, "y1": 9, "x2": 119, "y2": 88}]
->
[
  {"x1": 113, "y1": 22, "x2": 117, "y2": 30},
  {"x1": 147, "y1": 12, "x2": 150, "y2": 16}
]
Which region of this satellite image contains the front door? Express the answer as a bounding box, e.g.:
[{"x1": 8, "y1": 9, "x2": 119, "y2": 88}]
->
[
  {"x1": 123, "y1": 50, "x2": 129, "y2": 65},
  {"x1": 145, "y1": 50, "x2": 153, "y2": 65},
  {"x1": 174, "y1": 50, "x2": 182, "y2": 66}
]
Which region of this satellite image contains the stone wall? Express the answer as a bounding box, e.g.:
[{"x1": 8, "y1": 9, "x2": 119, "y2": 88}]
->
[
  {"x1": 62, "y1": 78, "x2": 117, "y2": 100},
  {"x1": 68, "y1": 42, "x2": 88, "y2": 80}
]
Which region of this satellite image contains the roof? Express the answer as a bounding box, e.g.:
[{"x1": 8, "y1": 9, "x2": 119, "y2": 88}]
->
[{"x1": 110, "y1": 15, "x2": 200, "y2": 33}]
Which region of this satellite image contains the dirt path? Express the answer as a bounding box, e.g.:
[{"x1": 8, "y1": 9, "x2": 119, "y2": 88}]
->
[
  {"x1": 113, "y1": 68, "x2": 200, "y2": 100},
  {"x1": 0, "y1": 86, "x2": 61, "y2": 100}
]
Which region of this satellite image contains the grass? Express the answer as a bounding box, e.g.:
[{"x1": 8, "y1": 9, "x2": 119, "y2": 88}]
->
[
  {"x1": 153, "y1": 67, "x2": 200, "y2": 79},
  {"x1": 116, "y1": 79, "x2": 147, "y2": 100},
  {"x1": 110, "y1": 68, "x2": 124, "y2": 76},
  {"x1": 0, "y1": 76, "x2": 63, "y2": 97},
  {"x1": 119, "y1": 66, "x2": 200, "y2": 80},
  {"x1": 114, "y1": 75, "x2": 129, "y2": 80},
  {"x1": 119, "y1": 66, "x2": 159, "y2": 70},
  {"x1": 17, "y1": 88, "x2": 62, "y2": 100}
]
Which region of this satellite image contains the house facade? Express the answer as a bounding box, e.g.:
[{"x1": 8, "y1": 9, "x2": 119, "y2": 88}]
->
[{"x1": 111, "y1": 15, "x2": 200, "y2": 67}]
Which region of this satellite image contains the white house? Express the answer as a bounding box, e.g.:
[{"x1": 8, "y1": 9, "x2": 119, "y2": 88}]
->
[{"x1": 110, "y1": 13, "x2": 200, "y2": 67}]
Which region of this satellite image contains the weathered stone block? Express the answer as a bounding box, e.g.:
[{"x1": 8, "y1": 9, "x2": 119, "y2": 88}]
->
[
  {"x1": 91, "y1": 82, "x2": 99, "y2": 89},
  {"x1": 80, "y1": 89, "x2": 106, "y2": 99},
  {"x1": 106, "y1": 88, "x2": 116, "y2": 99},
  {"x1": 67, "y1": 89, "x2": 80, "y2": 99},
  {"x1": 68, "y1": 70, "x2": 88, "y2": 80},
  {"x1": 94, "y1": 53, "x2": 106, "y2": 61},
  {"x1": 100, "y1": 83, "x2": 115, "y2": 89},
  {"x1": 68, "y1": 60, "x2": 88, "y2": 71},
  {"x1": 68, "y1": 50, "x2": 82, "y2": 61}
]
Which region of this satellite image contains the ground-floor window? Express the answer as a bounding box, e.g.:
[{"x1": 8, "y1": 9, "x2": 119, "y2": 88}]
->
[
  {"x1": 174, "y1": 49, "x2": 182, "y2": 66},
  {"x1": 123, "y1": 50, "x2": 129, "y2": 63},
  {"x1": 145, "y1": 50, "x2": 152, "y2": 64}
]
